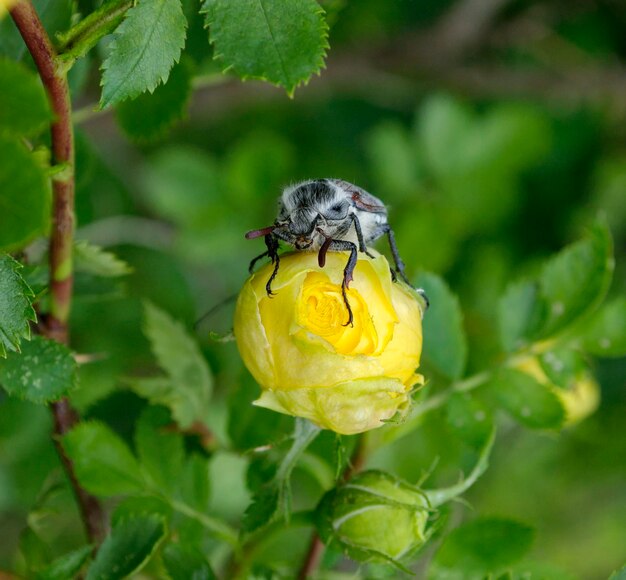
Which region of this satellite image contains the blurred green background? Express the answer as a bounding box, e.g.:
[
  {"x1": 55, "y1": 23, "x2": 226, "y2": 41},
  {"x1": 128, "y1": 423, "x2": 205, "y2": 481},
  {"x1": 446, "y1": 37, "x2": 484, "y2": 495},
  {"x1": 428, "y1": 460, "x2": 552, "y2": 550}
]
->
[{"x1": 1, "y1": 0, "x2": 625, "y2": 577}]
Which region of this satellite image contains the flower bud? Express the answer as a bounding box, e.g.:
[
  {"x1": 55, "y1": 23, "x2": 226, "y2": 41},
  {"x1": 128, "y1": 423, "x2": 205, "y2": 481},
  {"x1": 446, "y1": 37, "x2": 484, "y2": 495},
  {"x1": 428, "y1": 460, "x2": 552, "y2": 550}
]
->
[
  {"x1": 515, "y1": 356, "x2": 600, "y2": 426},
  {"x1": 316, "y1": 470, "x2": 430, "y2": 563},
  {"x1": 234, "y1": 251, "x2": 425, "y2": 435}
]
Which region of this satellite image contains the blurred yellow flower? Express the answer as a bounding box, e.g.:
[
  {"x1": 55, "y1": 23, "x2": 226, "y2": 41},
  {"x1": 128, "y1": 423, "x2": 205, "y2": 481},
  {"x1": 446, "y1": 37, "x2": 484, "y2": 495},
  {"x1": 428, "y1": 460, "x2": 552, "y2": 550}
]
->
[
  {"x1": 515, "y1": 357, "x2": 600, "y2": 426},
  {"x1": 234, "y1": 251, "x2": 425, "y2": 435}
]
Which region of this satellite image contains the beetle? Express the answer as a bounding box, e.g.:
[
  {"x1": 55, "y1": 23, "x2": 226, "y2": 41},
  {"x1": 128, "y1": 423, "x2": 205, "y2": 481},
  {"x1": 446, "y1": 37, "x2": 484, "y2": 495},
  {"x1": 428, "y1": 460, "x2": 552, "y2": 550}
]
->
[{"x1": 246, "y1": 178, "x2": 428, "y2": 325}]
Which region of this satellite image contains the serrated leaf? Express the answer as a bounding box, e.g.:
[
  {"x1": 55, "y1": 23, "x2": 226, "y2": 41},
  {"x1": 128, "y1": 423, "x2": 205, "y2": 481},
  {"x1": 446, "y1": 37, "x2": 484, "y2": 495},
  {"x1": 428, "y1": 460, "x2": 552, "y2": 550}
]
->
[
  {"x1": 163, "y1": 543, "x2": 216, "y2": 580},
  {"x1": 415, "y1": 272, "x2": 467, "y2": 380},
  {"x1": 0, "y1": 254, "x2": 36, "y2": 357},
  {"x1": 446, "y1": 393, "x2": 493, "y2": 449},
  {"x1": 498, "y1": 281, "x2": 545, "y2": 352},
  {"x1": 0, "y1": 136, "x2": 50, "y2": 251},
  {"x1": 0, "y1": 335, "x2": 76, "y2": 403},
  {"x1": 242, "y1": 481, "x2": 280, "y2": 535},
  {"x1": 74, "y1": 240, "x2": 133, "y2": 277},
  {"x1": 202, "y1": 0, "x2": 328, "y2": 95},
  {"x1": 488, "y1": 368, "x2": 565, "y2": 429},
  {"x1": 0, "y1": 58, "x2": 51, "y2": 137},
  {"x1": 579, "y1": 297, "x2": 626, "y2": 357},
  {"x1": 34, "y1": 545, "x2": 92, "y2": 580},
  {"x1": 135, "y1": 406, "x2": 184, "y2": 495},
  {"x1": 86, "y1": 514, "x2": 166, "y2": 580},
  {"x1": 433, "y1": 518, "x2": 534, "y2": 575},
  {"x1": 139, "y1": 302, "x2": 212, "y2": 428},
  {"x1": 100, "y1": 0, "x2": 187, "y2": 108},
  {"x1": 63, "y1": 421, "x2": 146, "y2": 496},
  {"x1": 538, "y1": 222, "x2": 613, "y2": 338},
  {"x1": 116, "y1": 60, "x2": 191, "y2": 142}
]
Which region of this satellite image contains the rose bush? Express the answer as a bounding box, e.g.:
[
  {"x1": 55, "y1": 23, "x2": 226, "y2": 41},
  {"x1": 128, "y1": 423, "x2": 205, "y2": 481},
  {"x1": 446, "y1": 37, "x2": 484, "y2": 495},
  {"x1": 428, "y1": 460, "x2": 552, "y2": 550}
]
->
[{"x1": 234, "y1": 251, "x2": 426, "y2": 434}]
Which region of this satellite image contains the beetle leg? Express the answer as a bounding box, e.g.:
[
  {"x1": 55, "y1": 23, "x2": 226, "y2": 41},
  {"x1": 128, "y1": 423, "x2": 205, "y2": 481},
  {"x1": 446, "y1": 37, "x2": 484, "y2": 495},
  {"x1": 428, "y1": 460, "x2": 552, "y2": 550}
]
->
[
  {"x1": 249, "y1": 250, "x2": 269, "y2": 274},
  {"x1": 264, "y1": 234, "x2": 280, "y2": 296},
  {"x1": 382, "y1": 225, "x2": 429, "y2": 310},
  {"x1": 350, "y1": 213, "x2": 375, "y2": 258},
  {"x1": 382, "y1": 224, "x2": 410, "y2": 284},
  {"x1": 328, "y1": 239, "x2": 357, "y2": 327}
]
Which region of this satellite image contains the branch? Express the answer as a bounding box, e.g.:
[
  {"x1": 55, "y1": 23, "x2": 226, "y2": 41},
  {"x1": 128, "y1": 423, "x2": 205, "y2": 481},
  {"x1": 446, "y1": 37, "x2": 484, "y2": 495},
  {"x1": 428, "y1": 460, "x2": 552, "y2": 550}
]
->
[
  {"x1": 10, "y1": 0, "x2": 106, "y2": 544},
  {"x1": 57, "y1": 0, "x2": 132, "y2": 63},
  {"x1": 297, "y1": 434, "x2": 368, "y2": 580}
]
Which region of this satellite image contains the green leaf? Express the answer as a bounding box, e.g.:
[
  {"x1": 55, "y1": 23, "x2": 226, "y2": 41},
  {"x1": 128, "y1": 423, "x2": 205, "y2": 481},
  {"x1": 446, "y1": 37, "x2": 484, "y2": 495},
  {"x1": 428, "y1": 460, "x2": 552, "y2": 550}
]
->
[
  {"x1": 498, "y1": 281, "x2": 545, "y2": 352},
  {"x1": 365, "y1": 122, "x2": 420, "y2": 197},
  {"x1": 425, "y1": 426, "x2": 495, "y2": 507},
  {"x1": 74, "y1": 240, "x2": 133, "y2": 277},
  {"x1": 111, "y1": 495, "x2": 172, "y2": 525},
  {"x1": 86, "y1": 514, "x2": 166, "y2": 580},
  {"x1": 0, "y1": 335, "x2": 77, "y2": 403},
  {"x1": 139, "y1": 146, "x2": 221, "y2": 228},
  {"x1": 100, "y1": 0, "x2": 187, "y2": 108},
  {"x1": 0, "y1": 136, "x2": 50, "y2": 251},
  {"x1": 419, "y1": 94, "x2": 473, "y2": 178},
  {"x1": 446, "y1": 393, "x2": 493, "y2": 449},
  {"x1": 179, "y1": 453, "x2": 211, "y2": 527},
  {"x1": 63, "y1": 421, "x2": 146, "y2": 496},
  {"x1": 415, "y1": 272, "x2": 467, "y2": 380},
  {"x1": 162, "y1": 543, "x2": 216, "y2": 580},
  {"x1": 116, "y1": 60, "x2": 192, "y2": 142},
  {"x1": 579, "y1": 297, "x2": 626, "y2": 357},
  {"x1": 242, "y1": 419, "x2": 320, "y2": 534},
  {"x1": 538, "y1": 222, "x2": 613, "y2": 338},
  {"x1": 202, "y1": 0, "x2": 328, "y2": 96},
  {"x1": 488, "y1": 368, "x2": 565, "y2": 429},
  {"x1": 538, "y1": 348, "x2": 588, "y2": 390},
  {"x1": 610, "y1": 565, "x2": 626, "y2": 580},
  {"x1": 135, "y1": 406, "x2": 184, "y2": 495},
  {"x1": 242, "y1": 481, "x2": 280, "y2": 536},
  {"x1": 433, "y1": 518, "x2": 534, "y2": 575},
  {"x1": 34, "y1": 545, "x2": 92, "y2": 580},
  {"x1": 138, "y1": 302, "x2": 213, "y2": 428},
  {"x1": 0, "y1": 58, "x2": 51, "y2": 137},
  {"x1": 0, "y1": 254, "x2": 36, "y2": 357}
]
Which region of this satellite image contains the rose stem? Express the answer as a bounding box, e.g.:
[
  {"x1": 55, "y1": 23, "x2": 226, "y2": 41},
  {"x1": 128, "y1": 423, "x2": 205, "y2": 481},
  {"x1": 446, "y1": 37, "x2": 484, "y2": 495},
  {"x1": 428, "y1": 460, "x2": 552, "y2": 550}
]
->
[
  {"x1": 10, "y1": 0, "x2": 106, "y2": 544},
  {"x1": 297, "y1": 433, "x2": 368, "y2": 579}
]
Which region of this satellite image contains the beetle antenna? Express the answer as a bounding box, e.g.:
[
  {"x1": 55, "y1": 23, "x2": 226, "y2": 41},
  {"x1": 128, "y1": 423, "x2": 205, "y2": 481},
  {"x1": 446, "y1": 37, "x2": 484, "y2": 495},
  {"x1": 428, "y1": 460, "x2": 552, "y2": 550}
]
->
[
  {"x1": 194, "y1": 294, "x2": 237, "y2": 331},
  {"x1": 245, "y1": 226, "x2": 275, "y2": 239}
]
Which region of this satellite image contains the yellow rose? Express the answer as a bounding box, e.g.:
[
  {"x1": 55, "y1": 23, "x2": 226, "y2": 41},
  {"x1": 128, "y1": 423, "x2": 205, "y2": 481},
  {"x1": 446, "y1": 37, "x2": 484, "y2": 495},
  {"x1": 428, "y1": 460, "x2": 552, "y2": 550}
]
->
[
  {"x1": 515, "y1": 357, "x2": 600, "y2": 426},
  {"x1": 234, "y1": 251, "x2": 425, "y2": 435}
]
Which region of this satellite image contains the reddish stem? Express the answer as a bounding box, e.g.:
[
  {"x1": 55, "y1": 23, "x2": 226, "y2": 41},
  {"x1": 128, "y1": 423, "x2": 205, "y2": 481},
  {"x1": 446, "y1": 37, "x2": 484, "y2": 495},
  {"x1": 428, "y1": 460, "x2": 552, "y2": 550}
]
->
[
  {"x1": 10, "y1": 0, "x2": 106, "y2": 544},
  {"x1": 297, "y1": 435, "x2": 367, "y2": 579}
]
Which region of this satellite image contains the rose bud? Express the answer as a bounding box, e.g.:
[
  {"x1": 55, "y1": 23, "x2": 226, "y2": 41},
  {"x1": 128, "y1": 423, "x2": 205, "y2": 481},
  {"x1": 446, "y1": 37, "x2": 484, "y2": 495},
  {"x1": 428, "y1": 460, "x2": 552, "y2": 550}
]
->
[
  {"x1": 234, "y1": 251, "x2": 425, "y2": 435},
  {"x1": 315, "y1": 470, "x2": 430, "y2": 564}
]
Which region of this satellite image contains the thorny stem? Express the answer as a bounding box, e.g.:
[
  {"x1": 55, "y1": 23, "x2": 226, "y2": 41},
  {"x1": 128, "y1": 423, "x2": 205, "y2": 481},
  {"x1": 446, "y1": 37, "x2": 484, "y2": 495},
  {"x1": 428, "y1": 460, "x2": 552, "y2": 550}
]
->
[
  {"x1": 10, "y1": 0, "x2": 106, "y2": 544},
  {"x1": 297, "y1": 434, "x2": 368, "y2": 580}
]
